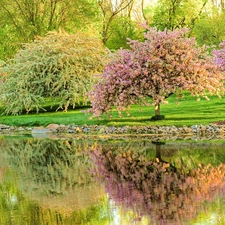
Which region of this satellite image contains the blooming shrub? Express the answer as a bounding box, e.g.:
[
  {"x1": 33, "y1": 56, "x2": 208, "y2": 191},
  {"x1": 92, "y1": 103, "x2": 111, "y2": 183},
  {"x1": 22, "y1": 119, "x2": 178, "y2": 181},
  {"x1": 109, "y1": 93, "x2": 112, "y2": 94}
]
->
[{"x1": 0, "y1": 31, "x2": 106, "y2": 115}]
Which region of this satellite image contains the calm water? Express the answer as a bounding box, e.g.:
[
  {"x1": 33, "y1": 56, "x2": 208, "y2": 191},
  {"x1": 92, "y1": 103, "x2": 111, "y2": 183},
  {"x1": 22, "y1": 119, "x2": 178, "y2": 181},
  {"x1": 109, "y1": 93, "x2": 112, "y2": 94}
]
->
[{"x1": 0, "y1": 136, "x2": 225, "y2": 225}]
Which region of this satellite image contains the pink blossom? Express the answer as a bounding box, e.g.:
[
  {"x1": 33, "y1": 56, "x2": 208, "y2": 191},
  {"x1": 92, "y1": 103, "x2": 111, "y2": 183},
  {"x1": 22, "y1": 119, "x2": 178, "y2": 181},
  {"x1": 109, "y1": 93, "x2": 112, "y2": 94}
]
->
[{"x1": 88, "y1": 28, "x2": 225, "y2": 117}]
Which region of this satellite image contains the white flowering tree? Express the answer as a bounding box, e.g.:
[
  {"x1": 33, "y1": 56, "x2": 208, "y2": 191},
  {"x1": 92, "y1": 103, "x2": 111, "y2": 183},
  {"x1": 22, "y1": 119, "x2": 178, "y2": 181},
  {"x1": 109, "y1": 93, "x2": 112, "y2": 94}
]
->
[{"x1": 0, "y1": 31, "x2": 106, "y2": 115}]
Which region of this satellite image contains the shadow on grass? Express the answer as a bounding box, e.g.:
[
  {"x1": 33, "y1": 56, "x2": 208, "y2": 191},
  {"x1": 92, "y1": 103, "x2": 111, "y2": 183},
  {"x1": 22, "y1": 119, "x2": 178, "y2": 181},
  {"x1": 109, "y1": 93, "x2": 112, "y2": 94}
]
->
[
  {"x1": 0, "y1": 105, "x2": 91, "y2": 116},
  {"x1": 163, "y1": 116, "x2": 223, "y2": 121},
  {"x1": 94, "y1": 115, "x2": 225, "y2": 127},
  {"x1": 101, "y1": 116, "x2": 220, "y2": 123},
  {"x1": 0, "y1": 98, "x2": 92, "y2": 115},
  {"x1": 28, "y1": 105, "x2": 91, "y2": 115}
]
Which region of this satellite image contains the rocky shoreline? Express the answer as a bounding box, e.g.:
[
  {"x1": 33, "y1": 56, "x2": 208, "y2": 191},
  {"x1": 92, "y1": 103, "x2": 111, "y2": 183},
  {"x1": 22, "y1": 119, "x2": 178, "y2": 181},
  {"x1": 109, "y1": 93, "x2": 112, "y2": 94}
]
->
[{"x1": 1, "y1": 123, "x2": 225, "y2": 140}]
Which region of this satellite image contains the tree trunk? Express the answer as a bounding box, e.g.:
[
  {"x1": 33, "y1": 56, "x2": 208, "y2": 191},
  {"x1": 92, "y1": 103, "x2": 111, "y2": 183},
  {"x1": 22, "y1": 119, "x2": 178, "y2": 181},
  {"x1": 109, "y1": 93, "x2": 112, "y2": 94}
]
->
[
  {"x1": 155, "y1": 143, "x2": 163, "y2": 162},
  {"x1": 154, "y1": 142, "x2": 177, "y2": 172},
  {"x1": 155, "y1": 103, "x2": 160, "y2": 116}
]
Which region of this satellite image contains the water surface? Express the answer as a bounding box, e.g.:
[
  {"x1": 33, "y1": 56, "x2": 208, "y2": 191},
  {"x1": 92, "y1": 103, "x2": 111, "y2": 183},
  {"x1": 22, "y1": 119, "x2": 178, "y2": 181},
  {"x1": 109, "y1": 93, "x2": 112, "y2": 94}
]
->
[{"x1": 0, "y1": 136, "x2": 225, "y2": 225}]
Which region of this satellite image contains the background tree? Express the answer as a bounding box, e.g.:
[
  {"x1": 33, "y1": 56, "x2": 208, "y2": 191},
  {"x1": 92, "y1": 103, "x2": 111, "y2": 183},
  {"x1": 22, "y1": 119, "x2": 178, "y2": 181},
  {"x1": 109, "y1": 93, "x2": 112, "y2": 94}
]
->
[
  {"x1": 210, "y1": 0, "x2": 225, "y2": 9},
  {"x1": 0, "y1": 24, "x2": 19, "y2": 60},
  {"x1": 97, "y1": 0, "x2": 136, "y2": 45},
  {"x1": 192, "y1": 7, "x2": 225, "y2": 47},
  {"x1": 142, "y1": 0, "x2": 225, "y2": 48},
  {"x1": 89, "y1": 27, "x2": 224, "y2": 119},
  {"x1": 0, "y1": 0, "x2": 100, "y2": 60},
  {"x1": 0, "y1": 31, "x2": 106, "y2": 115},
  {"x1": 105, "y1": 15, "x2": 143, "y2": 50},
  {"x1": 1, "y1": 0, "x2": 225, "y2": 60},
  {"x1": 150, "y1": 0, "x2": 208, "y2": 31},
  {"x1": 139, "y1": 0, "x2": 155, "y2": 25}
]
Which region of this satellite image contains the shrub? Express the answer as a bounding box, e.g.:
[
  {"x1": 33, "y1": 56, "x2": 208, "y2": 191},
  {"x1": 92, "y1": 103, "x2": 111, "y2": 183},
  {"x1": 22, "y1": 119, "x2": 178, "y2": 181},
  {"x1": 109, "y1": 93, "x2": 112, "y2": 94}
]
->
[{"x1": 0, "y1": 31, "x2": 106, "y2": 115}]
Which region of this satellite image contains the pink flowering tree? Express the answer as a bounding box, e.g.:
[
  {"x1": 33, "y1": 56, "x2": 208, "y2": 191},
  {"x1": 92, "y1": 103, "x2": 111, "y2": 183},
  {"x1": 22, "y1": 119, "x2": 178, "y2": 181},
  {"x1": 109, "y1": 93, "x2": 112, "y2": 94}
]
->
[
  {"x1": 89, "y1": 28, "x2": 224, "y2": 119},
  {"x1": 213, "y1": 40, "x2": 225, "y2": 71}
]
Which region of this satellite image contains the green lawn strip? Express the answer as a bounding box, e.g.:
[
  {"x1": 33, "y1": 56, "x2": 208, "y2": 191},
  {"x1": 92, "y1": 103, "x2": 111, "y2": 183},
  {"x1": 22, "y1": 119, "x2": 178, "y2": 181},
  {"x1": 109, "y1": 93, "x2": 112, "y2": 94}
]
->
[{"x1": 0, "y1": 93, "x2": 224, "y2": 127}]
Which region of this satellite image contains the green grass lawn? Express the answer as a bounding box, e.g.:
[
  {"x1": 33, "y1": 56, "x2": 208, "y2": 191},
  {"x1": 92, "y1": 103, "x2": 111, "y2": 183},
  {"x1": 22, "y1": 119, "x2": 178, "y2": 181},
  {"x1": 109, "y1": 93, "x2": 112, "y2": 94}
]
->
[{"x1": 0, "y1": 93, "x2": 224, "y2": 127}]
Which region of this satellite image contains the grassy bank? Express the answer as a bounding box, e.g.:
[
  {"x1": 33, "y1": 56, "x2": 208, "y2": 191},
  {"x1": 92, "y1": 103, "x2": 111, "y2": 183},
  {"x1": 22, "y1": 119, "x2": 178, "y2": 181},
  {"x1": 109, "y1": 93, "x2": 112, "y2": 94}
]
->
[{"x1": 0, "y1": 93, "x2": 224, "y2": 127}]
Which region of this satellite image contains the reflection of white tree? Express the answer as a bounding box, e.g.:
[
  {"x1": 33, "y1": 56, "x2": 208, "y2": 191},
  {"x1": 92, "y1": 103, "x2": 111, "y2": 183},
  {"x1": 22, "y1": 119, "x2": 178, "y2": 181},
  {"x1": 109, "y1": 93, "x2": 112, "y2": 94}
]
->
[
  {"x1": 0, "y1": 174, "x2": 110, "y2": 225},
  {"x1": 0, "y1": 138, "x2": 93, "y2": 195},
  {"x1": 89, "y1": 145, "x2": 225, "y2": 224},
  {"x1": 0, "y1": 139, "x2": 111, "y2": 225}
]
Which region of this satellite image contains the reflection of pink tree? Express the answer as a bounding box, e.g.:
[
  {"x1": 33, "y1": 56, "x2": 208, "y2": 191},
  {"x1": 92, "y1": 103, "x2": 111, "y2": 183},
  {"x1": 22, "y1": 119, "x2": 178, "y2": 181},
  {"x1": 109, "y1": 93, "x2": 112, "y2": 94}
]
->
[{"x1": 89, "y1": 145, "x2": 225, "y2": 225}]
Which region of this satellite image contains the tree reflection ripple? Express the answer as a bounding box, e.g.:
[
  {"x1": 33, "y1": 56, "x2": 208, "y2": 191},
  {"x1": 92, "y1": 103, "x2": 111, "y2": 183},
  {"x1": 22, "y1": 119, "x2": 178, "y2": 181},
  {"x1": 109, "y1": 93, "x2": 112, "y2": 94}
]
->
[{"x1": 89, "y1": 143, "x2": 225, "y2": 225}]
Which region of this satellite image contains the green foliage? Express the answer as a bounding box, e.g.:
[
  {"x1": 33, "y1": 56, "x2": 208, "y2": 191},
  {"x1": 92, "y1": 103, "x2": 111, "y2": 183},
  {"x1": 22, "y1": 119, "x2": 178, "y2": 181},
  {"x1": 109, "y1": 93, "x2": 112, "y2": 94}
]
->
[
  {"x1": 148, "y1": 0, "x2": 225, "y2": 49},
  {"x1": 0, "y1": 31, "x2": 106, "y2": 115},
  {"x1": 0, "y1": 0, "x2": 101, "y2": 59},
  {"x1": 151, "y1": 0, "x2": 207, "y2": 30},
  {"x1": 0, "y1": 25, "x2": 19, "y2": 60},
  {"x1": 105, "y1": 16, "x2": 144, "y2": 50},
  {"x1": 192, "y1": 9, "x2": 225, "y2": 47}
]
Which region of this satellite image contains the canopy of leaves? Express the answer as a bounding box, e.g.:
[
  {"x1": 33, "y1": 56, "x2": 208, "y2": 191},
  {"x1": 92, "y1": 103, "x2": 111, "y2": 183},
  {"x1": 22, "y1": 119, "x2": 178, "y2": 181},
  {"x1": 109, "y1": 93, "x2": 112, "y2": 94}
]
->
[
  {"x1": 0, "y1": 31, "x2": 106, "y2": 115},
  {"x1": 89, "y1": 27, "x2": 224, "y2": 117},
  {"x1": 105, "y1": 16, "x2": 144, "y2": 50},
  {"x1": 192, "y1": 9, "x2": 225, "y2": 47},
  {"x1": 151, "y1": 0, "x2": 207, "y2": 30}
]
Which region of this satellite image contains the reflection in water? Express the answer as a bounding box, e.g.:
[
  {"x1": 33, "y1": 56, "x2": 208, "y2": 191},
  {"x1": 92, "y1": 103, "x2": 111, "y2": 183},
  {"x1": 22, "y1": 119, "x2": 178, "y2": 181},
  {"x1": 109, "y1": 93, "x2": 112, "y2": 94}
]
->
[
  {"x1": 0, "y1": 138, "x2": 111, "y2": 225},
  {"x1": 0, "y1": 138, "x2": 93, "y2": 195},
  {"x1": 89, "y1": 143, "x2": 225, "y2": 225},
  {"x1": 0, "y1": 173, "x2": 110, "y2": 225},
  {"x1": 0, "y1": 138, "x2": 225, "y2": 224}
]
